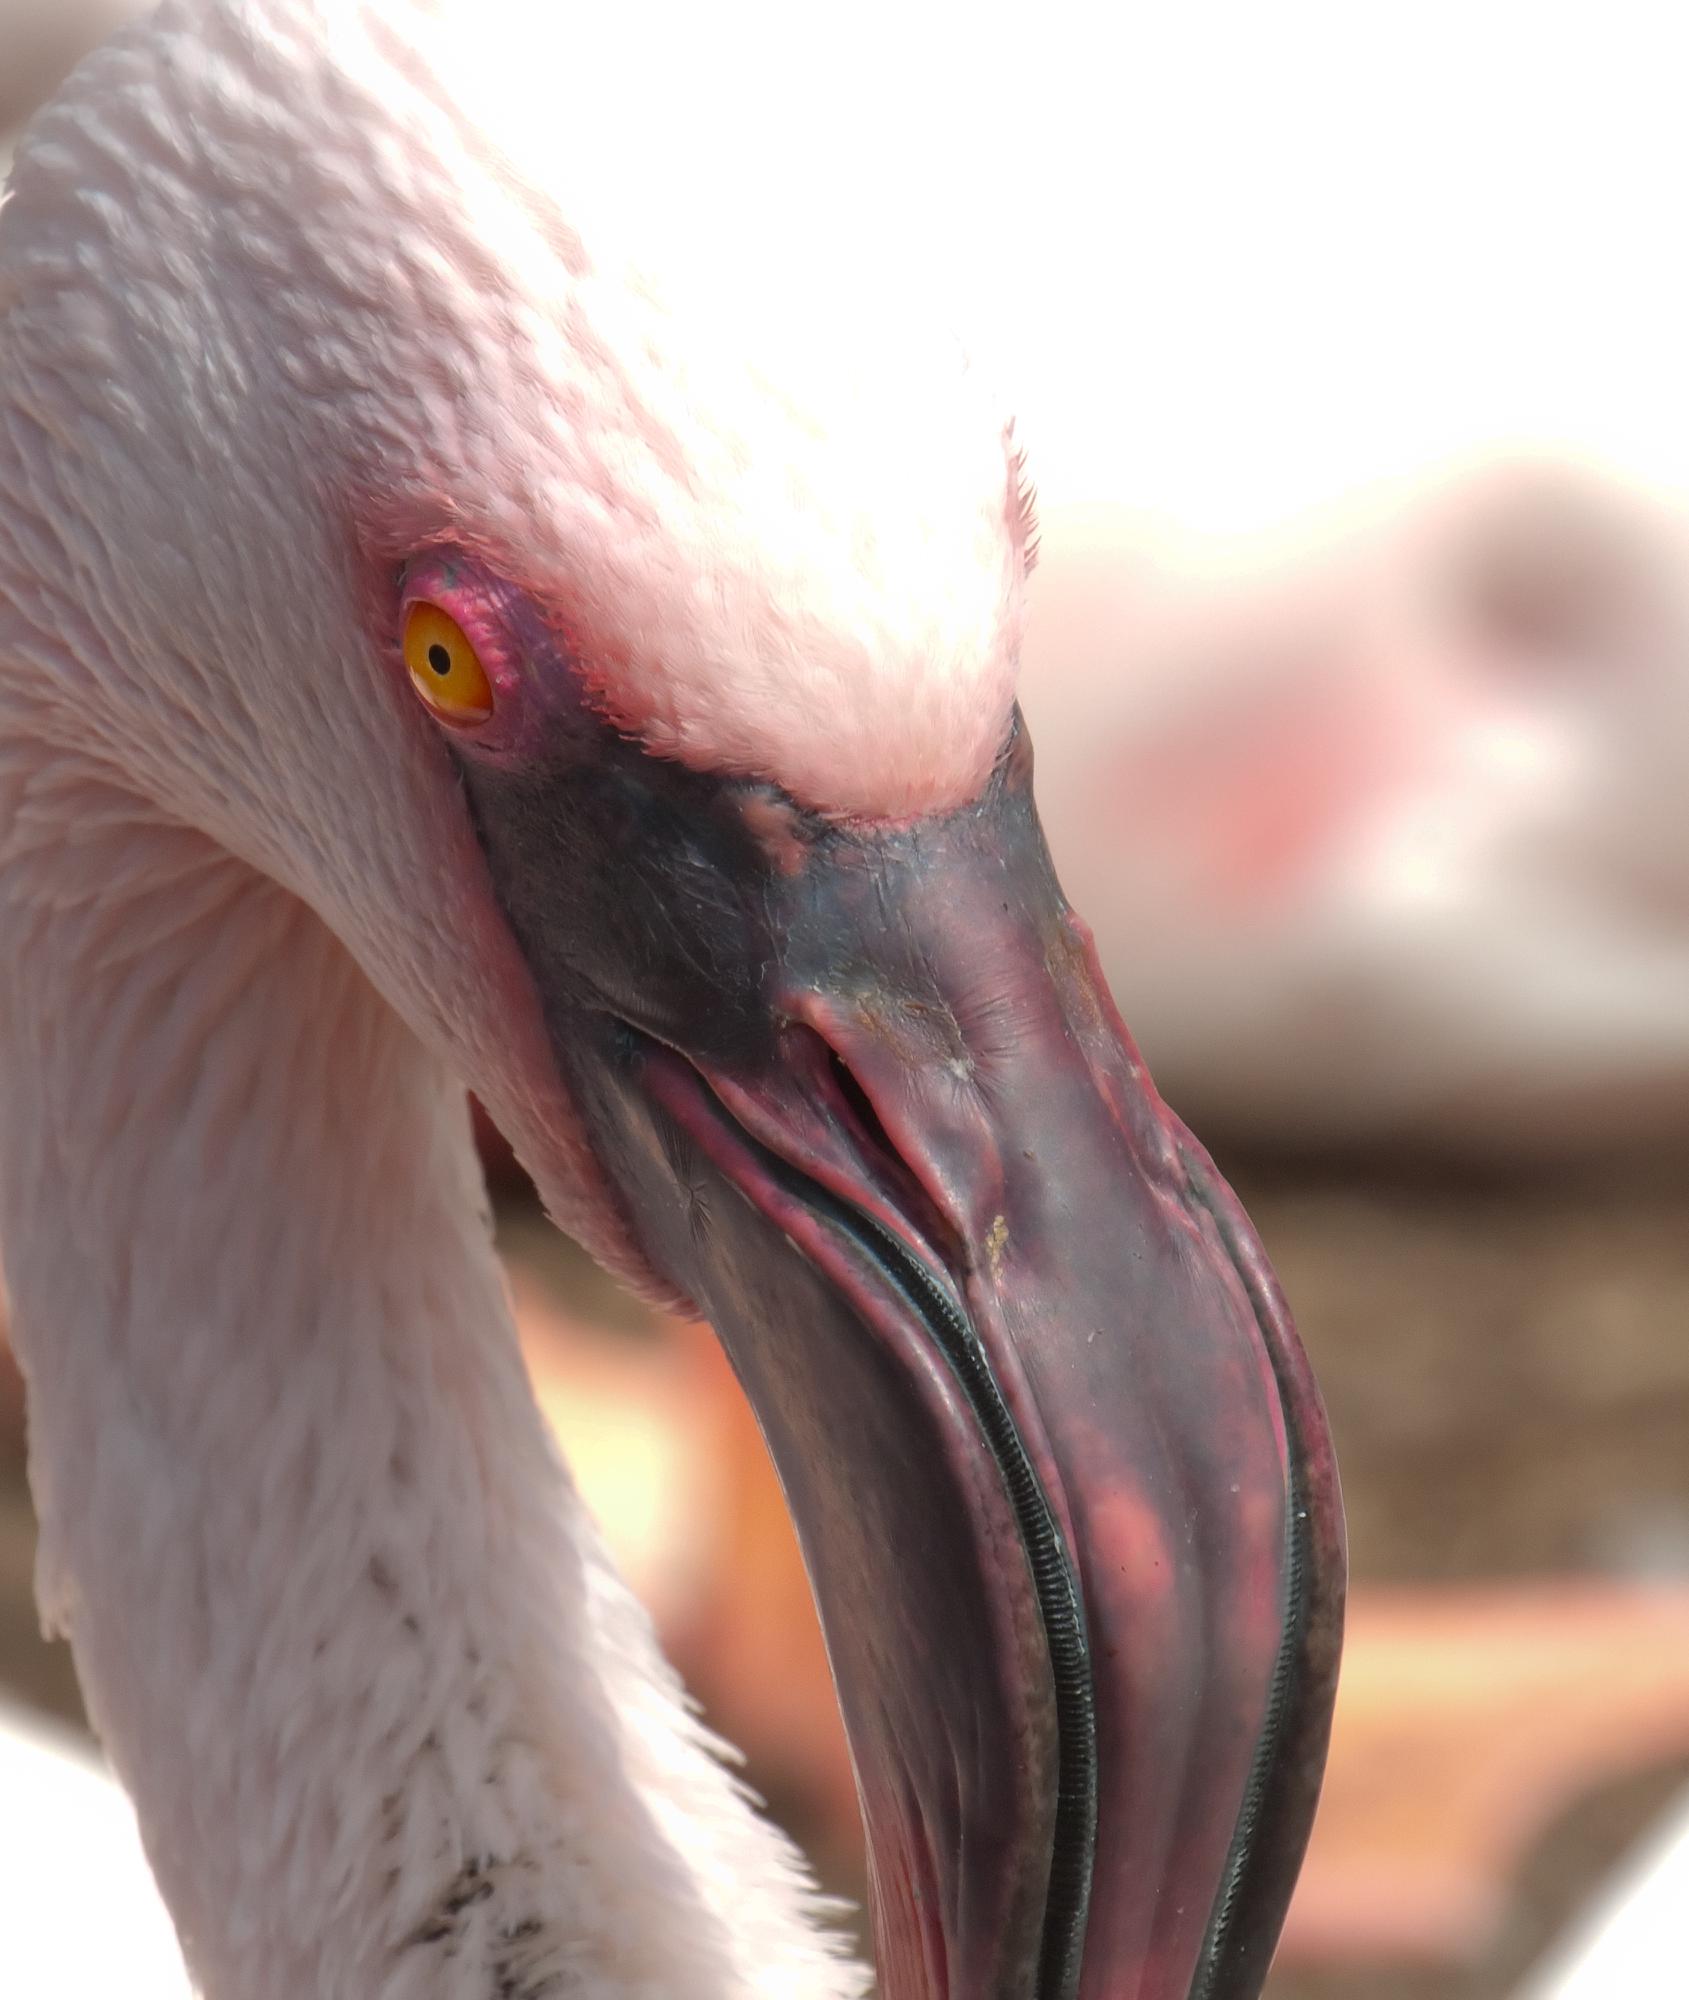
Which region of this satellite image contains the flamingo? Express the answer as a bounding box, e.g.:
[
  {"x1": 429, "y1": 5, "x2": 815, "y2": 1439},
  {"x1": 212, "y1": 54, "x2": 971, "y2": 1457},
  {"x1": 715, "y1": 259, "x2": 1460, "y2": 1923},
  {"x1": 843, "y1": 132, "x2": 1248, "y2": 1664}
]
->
[
  {"x1": 0, "y1": 0, "x2": 144, "y2": 169},
  {"x1": 0, "y1": 2, "x2": 1343, "y2": 1996},
  {"x1": 1023, "y1": 462, "x2": 1689, "y2": 1157}
]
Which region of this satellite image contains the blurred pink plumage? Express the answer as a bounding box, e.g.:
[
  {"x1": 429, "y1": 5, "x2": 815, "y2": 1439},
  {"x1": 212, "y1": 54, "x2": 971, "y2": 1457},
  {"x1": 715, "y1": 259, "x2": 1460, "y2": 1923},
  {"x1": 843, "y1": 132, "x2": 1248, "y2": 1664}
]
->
[{"x1": 1026, "y1": 464, "x2": 1689, "y2": 1155}]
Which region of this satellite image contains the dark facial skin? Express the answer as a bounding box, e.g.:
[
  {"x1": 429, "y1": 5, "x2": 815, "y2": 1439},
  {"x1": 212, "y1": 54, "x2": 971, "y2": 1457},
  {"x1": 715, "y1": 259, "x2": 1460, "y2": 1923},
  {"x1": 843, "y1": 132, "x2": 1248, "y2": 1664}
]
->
[{"x1": 421, "y1": 559, "x2": 1345, "y2": 2000}]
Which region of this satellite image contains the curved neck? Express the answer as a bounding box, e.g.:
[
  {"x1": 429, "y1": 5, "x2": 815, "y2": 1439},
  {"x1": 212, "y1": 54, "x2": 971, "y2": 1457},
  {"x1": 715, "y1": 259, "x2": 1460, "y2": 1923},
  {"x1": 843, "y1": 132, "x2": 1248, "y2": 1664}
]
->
[{"x1": 0, "y1": 760, "x2": 858, "y2": 1997}]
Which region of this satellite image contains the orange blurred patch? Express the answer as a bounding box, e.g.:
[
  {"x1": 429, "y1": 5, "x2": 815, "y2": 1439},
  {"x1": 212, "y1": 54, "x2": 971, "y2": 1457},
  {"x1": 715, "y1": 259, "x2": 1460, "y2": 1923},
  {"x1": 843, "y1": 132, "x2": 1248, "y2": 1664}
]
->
[{"x1": 507, "y1": 1248, "x2": 1689, "y2": 1972}]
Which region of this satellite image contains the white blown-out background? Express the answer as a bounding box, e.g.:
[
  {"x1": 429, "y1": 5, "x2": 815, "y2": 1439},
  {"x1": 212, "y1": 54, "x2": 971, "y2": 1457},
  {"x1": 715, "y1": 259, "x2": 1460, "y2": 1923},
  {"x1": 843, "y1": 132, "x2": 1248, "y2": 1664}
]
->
[
  {"x1": 8, "y1": 0, "x2": 1689, "y2": 532},
  {"x1": 5, "y1": 1, "x2": 1689, "y2": 1995}
]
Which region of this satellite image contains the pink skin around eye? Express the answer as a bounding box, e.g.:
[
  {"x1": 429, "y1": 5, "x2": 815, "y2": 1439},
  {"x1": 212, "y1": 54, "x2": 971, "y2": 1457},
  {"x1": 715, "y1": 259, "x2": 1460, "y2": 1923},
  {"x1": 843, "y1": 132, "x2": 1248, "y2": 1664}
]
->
[{"x1": 398, "y1": 552, "x2": 584, "y2": 766}]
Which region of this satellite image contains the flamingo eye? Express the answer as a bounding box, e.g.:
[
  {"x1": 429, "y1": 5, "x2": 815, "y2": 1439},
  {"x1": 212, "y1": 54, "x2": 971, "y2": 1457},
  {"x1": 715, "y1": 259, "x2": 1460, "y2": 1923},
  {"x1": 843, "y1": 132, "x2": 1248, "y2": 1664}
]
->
[{"x1": 402, "y1": 600, "x2": 494, "y2": 726}]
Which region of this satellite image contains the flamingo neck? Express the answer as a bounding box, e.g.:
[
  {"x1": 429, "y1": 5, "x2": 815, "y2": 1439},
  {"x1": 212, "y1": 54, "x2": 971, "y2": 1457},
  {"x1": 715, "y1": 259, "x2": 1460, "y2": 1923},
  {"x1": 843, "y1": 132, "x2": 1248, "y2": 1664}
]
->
[{"x1": 0, "y1": 759, "x2": 860, "y2": 1998}]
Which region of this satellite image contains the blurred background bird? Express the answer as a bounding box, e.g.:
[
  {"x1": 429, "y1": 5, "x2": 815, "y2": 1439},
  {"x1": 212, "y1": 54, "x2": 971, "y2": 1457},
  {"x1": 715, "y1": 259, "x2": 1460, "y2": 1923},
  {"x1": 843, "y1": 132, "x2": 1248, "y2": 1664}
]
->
[{"x1": 5, "y1": 2, "x2": 1689, "y2": 1997}]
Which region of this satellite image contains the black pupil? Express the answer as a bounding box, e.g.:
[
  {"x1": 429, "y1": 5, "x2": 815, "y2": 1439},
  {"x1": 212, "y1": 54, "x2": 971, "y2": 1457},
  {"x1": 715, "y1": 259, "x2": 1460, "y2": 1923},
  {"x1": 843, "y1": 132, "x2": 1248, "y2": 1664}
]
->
[{"x1": 427, "y1": 642, "x2": 452, "y2": 677}]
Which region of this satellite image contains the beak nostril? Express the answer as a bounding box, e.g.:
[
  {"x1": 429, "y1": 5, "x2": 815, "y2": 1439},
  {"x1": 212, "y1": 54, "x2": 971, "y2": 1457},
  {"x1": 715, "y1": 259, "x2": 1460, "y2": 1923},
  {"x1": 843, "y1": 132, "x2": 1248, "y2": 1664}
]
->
[
  {"x1": 825, "y1": 1043, "x2": 890, "y2": 1154},
  {"x1": 802, "y1": 1029, "x2": 960, "y2": 1265}
]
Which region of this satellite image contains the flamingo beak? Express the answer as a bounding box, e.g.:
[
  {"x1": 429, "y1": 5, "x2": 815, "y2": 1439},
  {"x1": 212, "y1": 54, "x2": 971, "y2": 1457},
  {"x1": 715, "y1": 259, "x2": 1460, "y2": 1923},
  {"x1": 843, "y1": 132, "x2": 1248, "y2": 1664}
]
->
[{"x1": 457, "y1": 713, "x2": 1345, "y2": 2000}]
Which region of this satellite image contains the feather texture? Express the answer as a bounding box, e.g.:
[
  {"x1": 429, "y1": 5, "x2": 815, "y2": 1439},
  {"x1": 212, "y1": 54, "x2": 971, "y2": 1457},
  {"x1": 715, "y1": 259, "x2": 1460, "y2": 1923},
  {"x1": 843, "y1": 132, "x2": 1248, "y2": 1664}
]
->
[{"x1": 0, "y1": 0, "x2": 1037, "y2": 1989}]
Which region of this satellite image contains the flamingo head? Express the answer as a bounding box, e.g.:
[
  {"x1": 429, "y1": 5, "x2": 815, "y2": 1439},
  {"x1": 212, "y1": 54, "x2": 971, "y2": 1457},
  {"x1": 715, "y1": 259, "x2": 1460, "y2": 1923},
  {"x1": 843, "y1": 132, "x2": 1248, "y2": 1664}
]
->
[{"x1": 0, "y1": 2, "x2": 1343, "y2": 1996}]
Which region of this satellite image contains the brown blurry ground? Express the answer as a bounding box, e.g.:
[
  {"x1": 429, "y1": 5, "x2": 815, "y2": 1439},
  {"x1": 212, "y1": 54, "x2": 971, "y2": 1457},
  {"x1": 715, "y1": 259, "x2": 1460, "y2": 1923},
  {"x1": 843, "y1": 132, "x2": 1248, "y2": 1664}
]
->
[
  {"x1": 1221, "y1": 1145, "x2": 1689, "y2": 2000},
  {"x1": 4, "y1": 1147, "x2": 1689, "y2": 1998}
]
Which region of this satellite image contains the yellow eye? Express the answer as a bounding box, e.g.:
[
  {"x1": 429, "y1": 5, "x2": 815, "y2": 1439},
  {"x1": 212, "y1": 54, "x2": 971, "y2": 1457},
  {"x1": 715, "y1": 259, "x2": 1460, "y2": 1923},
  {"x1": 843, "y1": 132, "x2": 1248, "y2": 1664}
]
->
[{"x1": 402, "y1": 600, "x2": 494, "y2": 726}]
